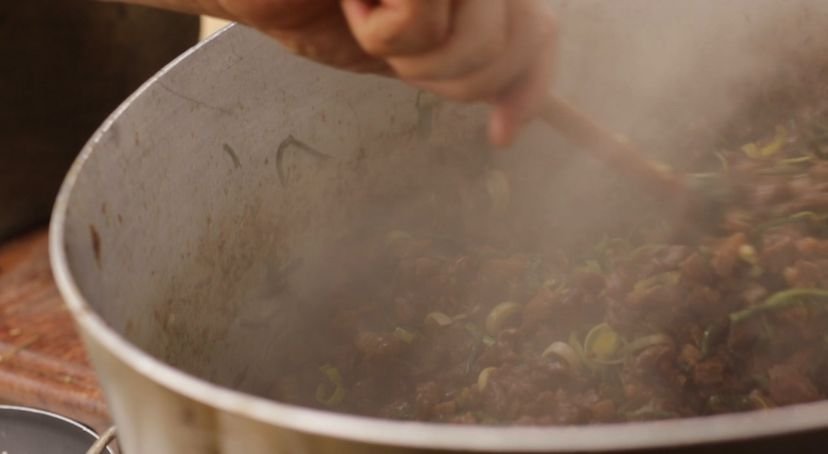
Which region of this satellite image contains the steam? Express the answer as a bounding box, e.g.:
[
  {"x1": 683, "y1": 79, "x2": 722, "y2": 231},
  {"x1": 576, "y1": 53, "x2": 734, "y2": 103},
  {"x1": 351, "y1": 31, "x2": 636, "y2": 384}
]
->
[
  {"x1": 212, "y1": 1, "x2": 828, "y2": 401},
  {"x1": 552, "y1": 0, "x2": 828, "y2": 152},
  {"x1": 271, "y1": 0, "x2": 828, "y2": 339},
  {"x1": 481, "y1": 0, "x2": 828, "y2": 254}
]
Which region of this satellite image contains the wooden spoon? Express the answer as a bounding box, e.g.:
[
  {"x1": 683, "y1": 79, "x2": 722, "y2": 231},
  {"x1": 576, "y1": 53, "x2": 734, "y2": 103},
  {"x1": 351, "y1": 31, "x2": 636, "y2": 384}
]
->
[{"x1": 539, "y1": 94, "x2": 690, "y2": 199}]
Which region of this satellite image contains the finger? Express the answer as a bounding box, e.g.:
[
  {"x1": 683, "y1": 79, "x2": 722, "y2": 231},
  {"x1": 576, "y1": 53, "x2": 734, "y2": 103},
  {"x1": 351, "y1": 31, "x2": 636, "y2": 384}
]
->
[
  {"x1": 488, "y1": 50, "x2": 551, "y2": 147},
  {"x1": 405, "y1": 0, "x2": 540, "y2": 103},
  {"x1": 387, "y1": 0, "x2": 507, "y2": 80},
  {"x1": 341, "y1": 0, "x2": 452, "y2": 57},
  {"x1": 406, "y1": 45, "x2": 523, "y2": 103},
  {"x1": 489, "y1": 9, "x2": 558, "y2": 146}
]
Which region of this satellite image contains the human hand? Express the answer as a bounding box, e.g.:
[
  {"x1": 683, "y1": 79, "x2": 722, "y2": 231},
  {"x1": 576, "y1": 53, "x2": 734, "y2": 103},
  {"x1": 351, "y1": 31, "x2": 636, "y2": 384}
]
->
[
  {"x1": 339, "y1": 0, "x2": 557, "y2": 146},
  {"x1": 121, "y1": 0, "x2": 557, "y2": 146}
]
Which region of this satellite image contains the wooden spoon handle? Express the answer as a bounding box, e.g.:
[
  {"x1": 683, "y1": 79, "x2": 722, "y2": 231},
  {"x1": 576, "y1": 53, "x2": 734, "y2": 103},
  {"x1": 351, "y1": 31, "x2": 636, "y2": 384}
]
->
[{"x1": 539, "y1": 94, "x2": 688, "y2": 197}]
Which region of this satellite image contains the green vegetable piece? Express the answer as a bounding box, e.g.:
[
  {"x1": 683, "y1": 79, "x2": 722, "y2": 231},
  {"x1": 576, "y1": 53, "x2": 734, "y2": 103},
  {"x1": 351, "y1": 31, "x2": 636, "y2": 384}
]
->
[
  {"x1": 393, "y1": 327, "x2": 415, "y2": 344},
  {"x1": 477, "y1": 367, "x2": 497, "y2": 391},
  {"x1": 741, "y1": 125, "x2": 787, "y2": 159},
  {"x1": 730, "y1": 288, "x2": 828, "y2": 324},
  {"x1": 541, "y1": 341, "x2": 583, "y2": 371},
  {"x1": 577, "y1": 259, "x2": 603, "y2": 274},
  {"x1": 315, "y1": 365, "x2": 345, "y2": 407},
  {"x1": 777, "y1": 155, "x2": 814, "y2": 166},
  {"x1": 701, "y1": 322, "x2": 727, "y2": 357},
  {"x1": 633, "y1": 271, "x2": 680, "y2": 293},
  {"x1": 754, "y1": 211, "x2": 828, "y2": 234},
  {"x1": 424, "y1": 312, "x2": 454, "y2": 327},
  {"x1": 485, "y1": 301, "x2": 522, "y2": 335},
  {"x1": 749, "y1": 393, "x2": 771, "y2": 409},
  {"x1": 714, "y1": 151, "x2": 730, "y2": 171},
  {"x1": 465, "y1": 322, "x2": 483, "y2": 339},
  {"x1": 486, "y1": 170, "x2": 510, "y2": 213},
  {"x1": 584, "y1": 323, "x2": 621, "y2": 361},
  {"x1": 568, "y1": 331, "x2": 586, "y2": 359},
  {"x1": 465, "y1": 323, "x2": 496, "y2": 349}
]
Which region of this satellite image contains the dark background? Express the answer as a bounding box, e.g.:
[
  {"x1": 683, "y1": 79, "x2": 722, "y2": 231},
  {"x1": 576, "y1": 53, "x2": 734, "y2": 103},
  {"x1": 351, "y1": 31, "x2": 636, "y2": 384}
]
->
[{"x1": 0, "y1": 1, "x2": 199, "y2": 240}]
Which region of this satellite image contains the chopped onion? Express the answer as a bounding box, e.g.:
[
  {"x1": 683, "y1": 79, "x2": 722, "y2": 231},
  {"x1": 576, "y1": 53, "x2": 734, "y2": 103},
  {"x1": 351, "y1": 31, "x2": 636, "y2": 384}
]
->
[
  {"x1": 485, "y1": 302, "x2": 522, "y2": 335},
  {"x1": 542, "y1": 341, "x2": 582, "y2": 371},
  {"x1": 584, "y1": 323, "x2": 621, "y2": 361},
  {"x1": 749, "y1": 390, "x2": 771, "y2": 409},
  {"x1": 633, "y1": 271, "x2": 679, "y2": 293},
  {"x1": 742, "y1": 125, "x2": 787, "y2": 159},
  {"x1": 486, "y1": 170, "x2": 510, "y2": 213},
  {"x1": 424, "y1": 312, "x2": 454, "y2": 327},
  {"x1": 393, "y1": 327, "x2": 415, "y2": 344},
  {"x1": 738, "y1": 244, "x2": 759, "y2": 265},
  {"x1": 622, "y1": 334, "x2": 674, "y2": 356},
  {"x1": 315, "y1": 365, "x2": 345, "y2": 407},
  {"x1": 477, "y1": 367, "x2": 497, "y2": 391}
]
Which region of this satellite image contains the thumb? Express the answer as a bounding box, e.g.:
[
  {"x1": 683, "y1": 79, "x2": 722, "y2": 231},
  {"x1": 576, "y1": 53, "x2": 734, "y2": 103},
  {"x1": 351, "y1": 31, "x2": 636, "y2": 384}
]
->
[{"x1": 341, "y1": 0, "x2": 452, "y2": 57}]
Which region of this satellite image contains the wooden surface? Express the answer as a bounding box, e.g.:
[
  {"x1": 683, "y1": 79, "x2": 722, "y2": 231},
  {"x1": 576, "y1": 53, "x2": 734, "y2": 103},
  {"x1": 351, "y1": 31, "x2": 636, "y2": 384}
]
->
[{"x1": 0, "y1": 227, "x2": 109, "y2": 429}]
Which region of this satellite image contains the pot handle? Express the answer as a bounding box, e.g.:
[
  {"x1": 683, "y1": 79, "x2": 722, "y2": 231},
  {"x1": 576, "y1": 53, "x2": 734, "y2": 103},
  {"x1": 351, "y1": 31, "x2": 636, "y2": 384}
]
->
[{"x1": 87, "y1": 426, "x2": 117, "y2": 454}]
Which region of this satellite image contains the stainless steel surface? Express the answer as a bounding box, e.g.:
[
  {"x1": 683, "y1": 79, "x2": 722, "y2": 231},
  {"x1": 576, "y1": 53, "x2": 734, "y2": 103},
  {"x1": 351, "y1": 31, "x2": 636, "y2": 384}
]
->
[
  {"x1": 50, "y1": 2, "x2": 828, "y2": 453},
  {"x1": 0, "y1": 405, "x2": 113, "y2": 454}
]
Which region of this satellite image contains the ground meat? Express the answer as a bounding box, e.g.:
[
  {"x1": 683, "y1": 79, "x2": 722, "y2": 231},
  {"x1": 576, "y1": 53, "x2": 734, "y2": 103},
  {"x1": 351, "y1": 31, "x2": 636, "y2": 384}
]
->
[
  {"x1": 354, "y1": 331, "x2": 404, "y2": 359},
  {"x1": 751, "y1": 182, "x2": 790, "y2": 207},
  {"x1": 415, "y1": 381, "x2": 442, "y2": 419},
  {"x1": 684, "y1": 285, "x2": 721, "y2": 315},
  {"x1": 797, "y1": 237, "x2": 828, "y2": 257},
  {"x1": 589, "y1": 399, "x2": 618, "y2": 422},
  {"x1": 273, "y1": 104, "x2": 828, "y2": 425},
  {"x1": 679, "y1": 344, "x2": 702, "y2": 370},
  {"x1": 680, "y1": 252, "x2": 715, "y2": 285},
  {"x1": 520, "y1": 286, "x2": 559, "y2": 331},
  {"x1": 628, "y1": 345, "x2": 680, "y2": 386},
  {"x1": 762, "y1": 235, "x2": 800, "y2": 274},
  {"x1": 711, "y1": 233, "x2": 748, "y2": 278},
  {"x1": 693, "y1": 358, "x2": 727, "y2": 387},
  {"x1": 653, "y1": 246, "x2": 691, "y2": 270},
  {"x1": 768, "y1": 364, "x2": 820, "y2": 405},
  {"x1": 784, "y1": 260, "x2": 828, "y2": 287}
]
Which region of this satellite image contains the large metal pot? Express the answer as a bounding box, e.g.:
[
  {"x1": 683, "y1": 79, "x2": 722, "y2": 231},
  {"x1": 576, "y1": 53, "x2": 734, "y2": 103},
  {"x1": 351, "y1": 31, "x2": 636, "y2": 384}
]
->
[{"x1": 50, "y1": 2, "x2": 828, "y2": 453}]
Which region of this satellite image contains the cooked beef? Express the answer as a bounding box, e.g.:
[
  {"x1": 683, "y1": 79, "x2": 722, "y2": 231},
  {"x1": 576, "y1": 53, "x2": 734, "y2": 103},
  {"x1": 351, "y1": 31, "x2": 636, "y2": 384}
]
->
[{"x1": 272, "y1": 108, "x2": 828, "y2": 426}]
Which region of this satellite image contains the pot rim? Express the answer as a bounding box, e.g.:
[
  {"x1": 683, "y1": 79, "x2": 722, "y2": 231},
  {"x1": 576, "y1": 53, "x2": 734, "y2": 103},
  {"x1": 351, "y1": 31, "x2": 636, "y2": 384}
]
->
[
  {"x1": 0, "y1": 404, "x2": 113, "y2": 453},
  {"x1": 48, "y1": 24, "x2": 828, "y2": 452},
  {"x1": 0, "y1": 404, "x2": 100, "y2": 438}
]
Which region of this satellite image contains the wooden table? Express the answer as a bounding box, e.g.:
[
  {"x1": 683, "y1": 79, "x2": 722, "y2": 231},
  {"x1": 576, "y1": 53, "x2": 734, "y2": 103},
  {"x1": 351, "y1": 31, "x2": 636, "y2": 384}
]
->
[{"x1": 0, "y1": 227, "x2": 109, "y2": 430}]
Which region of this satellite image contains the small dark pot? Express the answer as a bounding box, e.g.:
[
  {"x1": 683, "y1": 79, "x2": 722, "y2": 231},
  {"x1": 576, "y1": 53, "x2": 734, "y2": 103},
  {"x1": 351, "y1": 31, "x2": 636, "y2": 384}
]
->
[{"x1": 0, "y1": 405, "x2": 114, "y2": 453}]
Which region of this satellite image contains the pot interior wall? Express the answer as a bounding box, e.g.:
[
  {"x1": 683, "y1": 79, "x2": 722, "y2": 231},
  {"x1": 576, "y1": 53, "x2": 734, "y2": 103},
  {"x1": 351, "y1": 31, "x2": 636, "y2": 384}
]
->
[{"x1": 61, "y1": 1, "x2": 828, "y2": 404}]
